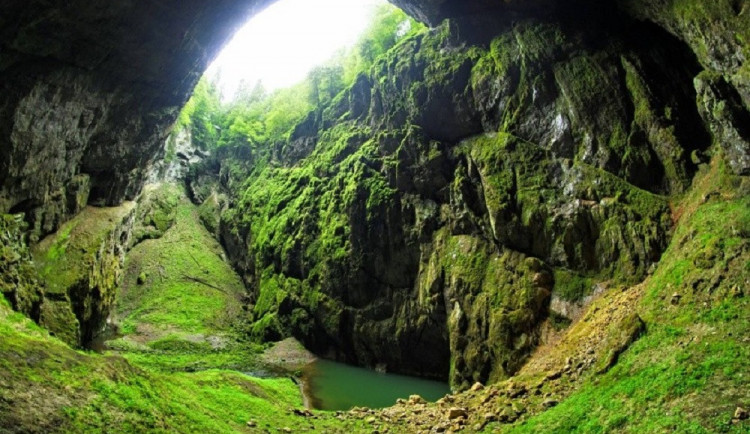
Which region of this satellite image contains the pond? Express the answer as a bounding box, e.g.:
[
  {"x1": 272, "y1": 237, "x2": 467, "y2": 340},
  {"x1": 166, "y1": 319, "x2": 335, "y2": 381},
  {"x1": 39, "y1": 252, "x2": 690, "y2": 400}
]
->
[{"x1": 303, "y1": 358, "x2": 451, "y2": 411}]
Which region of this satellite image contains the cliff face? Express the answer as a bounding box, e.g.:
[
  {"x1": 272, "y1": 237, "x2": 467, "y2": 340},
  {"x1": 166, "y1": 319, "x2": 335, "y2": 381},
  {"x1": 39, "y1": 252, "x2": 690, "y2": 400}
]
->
[
  {"x1": 0, "y1": 0, "x2": 271, "y2": 242},
  {"x1": 186, "y1": 1, "x2": 748, "y2": 389}
]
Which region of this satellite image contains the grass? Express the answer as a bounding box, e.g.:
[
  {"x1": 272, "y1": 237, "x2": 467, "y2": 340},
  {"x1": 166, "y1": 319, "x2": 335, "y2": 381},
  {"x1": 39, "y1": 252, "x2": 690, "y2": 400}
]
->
[
  {"x1": 1, "y1": 184, "x2": 365, "y2": 433},
  {"x1": 108, "y1": 184, "x2": 262, "y2": 372},
  {"x1": 0, "y1": 295, "x2": 364, "y2": 433},
  {"x1": 117, "y1": 186, "x2": 244, "y2": 336}
]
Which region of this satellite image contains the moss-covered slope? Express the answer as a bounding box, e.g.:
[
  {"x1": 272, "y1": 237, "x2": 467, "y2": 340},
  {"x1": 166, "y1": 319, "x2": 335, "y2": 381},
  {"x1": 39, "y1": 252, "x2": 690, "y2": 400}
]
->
[
  {"x1": 0, "y1": 183, "x2": 371, "y2": 433},
  {"x1": 0, "y1": 294, "x2": 369, "y2": 433}
]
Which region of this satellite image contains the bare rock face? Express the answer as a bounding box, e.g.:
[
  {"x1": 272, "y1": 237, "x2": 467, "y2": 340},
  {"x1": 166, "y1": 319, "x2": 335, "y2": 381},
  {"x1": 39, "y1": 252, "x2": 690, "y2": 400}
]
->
[{"x1": 0, "y1": 0, "x2": 271, "y2": 241}]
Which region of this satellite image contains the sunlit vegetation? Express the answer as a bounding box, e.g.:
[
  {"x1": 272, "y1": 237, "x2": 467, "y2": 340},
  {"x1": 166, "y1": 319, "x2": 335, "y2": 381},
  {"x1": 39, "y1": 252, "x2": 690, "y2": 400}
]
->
[{"x1": 176, "y1": 3, "x2": 424, "y2": 150}]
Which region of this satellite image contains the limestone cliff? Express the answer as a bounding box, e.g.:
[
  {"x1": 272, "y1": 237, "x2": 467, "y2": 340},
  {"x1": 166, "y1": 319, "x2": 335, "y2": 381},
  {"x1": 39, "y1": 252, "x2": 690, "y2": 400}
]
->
[{"x1": 185, "y1": 1, "x2": 748, "y2": 389}]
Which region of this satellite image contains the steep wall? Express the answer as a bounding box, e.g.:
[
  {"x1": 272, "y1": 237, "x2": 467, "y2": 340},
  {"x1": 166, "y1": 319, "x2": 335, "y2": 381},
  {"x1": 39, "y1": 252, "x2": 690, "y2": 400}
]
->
[
  {"x1": 0, "y1": 0, "x2": 271, "y2": 242},
  {"x1": 183, "y1": 2, "x2": 745, "y2": 388}
]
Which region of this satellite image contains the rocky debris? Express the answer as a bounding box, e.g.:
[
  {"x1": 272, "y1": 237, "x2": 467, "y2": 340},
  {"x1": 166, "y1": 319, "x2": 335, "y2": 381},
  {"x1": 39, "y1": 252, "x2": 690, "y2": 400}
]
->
[
  {"x1": 292, "y1": 408, "x2": 314, "y2": 417},
  {"x1": 670, "y1": 292, "x2": 682, "y2": 305},
  {"x1": 733, "y1": 407, "x2": 748, "y2": 423},
  {"x1": 506, "y1": 383, "x2": 528, "y2": 398}
]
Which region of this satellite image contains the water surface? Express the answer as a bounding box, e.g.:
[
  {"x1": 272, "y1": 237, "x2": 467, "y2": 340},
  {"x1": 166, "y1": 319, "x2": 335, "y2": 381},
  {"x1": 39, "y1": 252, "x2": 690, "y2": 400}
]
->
[{"x1": 304, "y1": 359, "x2": 450, "y2": 411}]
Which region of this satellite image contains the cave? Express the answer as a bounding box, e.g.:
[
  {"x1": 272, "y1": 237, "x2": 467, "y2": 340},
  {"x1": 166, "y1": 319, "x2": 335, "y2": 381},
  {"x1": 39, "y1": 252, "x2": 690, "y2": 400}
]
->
[{"x1": 1, "y1": 0, "x2": 748, "y2": 431}]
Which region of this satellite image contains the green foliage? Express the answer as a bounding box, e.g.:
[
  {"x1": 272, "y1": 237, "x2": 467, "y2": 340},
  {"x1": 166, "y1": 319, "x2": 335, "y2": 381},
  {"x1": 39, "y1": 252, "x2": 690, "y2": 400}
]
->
[
  {"x1": 340, "y1": 4, "x2": 424, "y2": 85},
  {"x1": 0, "y1": 296, "x2": 369, "y2": 433},
  {"x1": 172, "y1": 2, "x2": 424, "y2": 155},
  {"x1": 178, "y1": 77, "x2": 222, "y2": 150}
]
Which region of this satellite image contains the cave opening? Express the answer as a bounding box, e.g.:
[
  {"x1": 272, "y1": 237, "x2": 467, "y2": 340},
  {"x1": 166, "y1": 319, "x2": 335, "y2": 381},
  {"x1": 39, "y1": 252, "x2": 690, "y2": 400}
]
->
[{"x1": 205, "y1": 0, "x2": 398, "y2": 100}]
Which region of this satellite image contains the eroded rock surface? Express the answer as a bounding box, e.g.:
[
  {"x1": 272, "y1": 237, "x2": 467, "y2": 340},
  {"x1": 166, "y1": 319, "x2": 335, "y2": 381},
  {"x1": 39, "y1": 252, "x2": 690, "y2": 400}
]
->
[
  {"x1": 183, "y1": 3, "x2": 740, "y2": 388},
  {"x1": 0, "y1": 0, "x2": 271, "y2": 241}
]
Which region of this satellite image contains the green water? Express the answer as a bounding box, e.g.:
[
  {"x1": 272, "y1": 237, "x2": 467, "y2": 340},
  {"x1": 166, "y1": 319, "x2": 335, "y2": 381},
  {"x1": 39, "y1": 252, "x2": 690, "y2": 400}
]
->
[{"x1": 303, "y1": 359, "x2": 451, "y2": 411}]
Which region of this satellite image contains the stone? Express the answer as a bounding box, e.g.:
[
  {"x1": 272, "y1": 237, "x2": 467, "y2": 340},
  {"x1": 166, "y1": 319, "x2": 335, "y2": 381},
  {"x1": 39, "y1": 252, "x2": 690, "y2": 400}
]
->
[
  {"x1": 506, "y1": 383, "x2": 528, "y2": 398},
  {"x1": 246, "y1": 420, "x2": 256, "y2": 427},
  {"x1": 293, "y1": 409, "x2": 313, "y2": 417},
  {"x1": 470, "y1": 382, "x2": 484, "y2": 392},
  {"x1": 734, "y1": 407, "x2": 748, "y2": 421},
  {"x1": 408, "y1": 394, "x2": 427, "y2": 405},
  {"x1": 447, "y1": 407, "x2": 468, "y2": 420},
  {"x1": 542, "y1": 399, "x2": 559, "y2": 408},
  {"x1": 498, "y1": 408, "x2": 518, "y2": 423},
  {"x1": 671, "y1": 292, "x2": 682, "y2": 305}
]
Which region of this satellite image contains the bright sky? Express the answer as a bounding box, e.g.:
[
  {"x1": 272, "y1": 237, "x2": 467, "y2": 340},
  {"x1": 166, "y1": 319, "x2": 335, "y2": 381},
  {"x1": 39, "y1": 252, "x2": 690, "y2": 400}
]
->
[{"x1": 207, "y1": 0, "x2": 386, "y2": 100}]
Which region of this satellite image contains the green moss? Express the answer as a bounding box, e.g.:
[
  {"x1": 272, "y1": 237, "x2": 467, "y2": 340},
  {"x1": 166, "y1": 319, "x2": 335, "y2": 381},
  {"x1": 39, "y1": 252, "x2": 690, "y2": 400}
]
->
[
  {"x1": 44, "y1": 223, "x2": 73, "y2": 262},
  {"x1": 434, "y1": 229, "x2": 549, "y2": 387},
  {"x1": 115, "y1": 185, "x2": 250, "y2": 369},
  {"x1": 0, "y1": 299, "x2": 364, "y2": 433},
  {"x1": 0, "y1": 214, "x2": 43, "y2": 317},
  {"x1": 29, "y1": 202, "x2": 136, "y2": 346},
  {"x1": 34, "y1": 203, "x2": 134, "y2": 296},
  {"x1": 502, "y1": 158, "x2": 750, "y2": 433},
  {"x1": 553, "y1": 269, "x2": 594, "y2": 302},
  {"x1": 460, "y1": 132, "x2": 671, "y2": 284}
]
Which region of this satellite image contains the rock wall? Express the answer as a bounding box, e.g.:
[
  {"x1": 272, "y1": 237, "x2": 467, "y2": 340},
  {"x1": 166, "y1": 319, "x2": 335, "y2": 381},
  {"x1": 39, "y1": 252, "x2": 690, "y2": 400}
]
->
[
  {"x1": 0, "y1": 0, "x2": 271, "y2": 242},
  {"x1": 617, "y1": 0, "x2": 750, "y2": 175},
  {"x1": 30, "y1": 203, "x2": 137, "y2": 347},
  {"x1": 0, "y1": 202, "x2": 136, "y2": 348},
  {"x1": 182, "y1": 1, "x2": 746, "y2": 389}
]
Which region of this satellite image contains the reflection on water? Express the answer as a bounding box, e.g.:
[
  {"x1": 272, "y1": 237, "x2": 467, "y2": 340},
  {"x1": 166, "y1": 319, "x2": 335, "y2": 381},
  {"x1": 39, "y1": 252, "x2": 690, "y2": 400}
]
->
[{"x1": 303, "y1": 358, "x2": 450, "y2": 411}]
